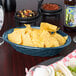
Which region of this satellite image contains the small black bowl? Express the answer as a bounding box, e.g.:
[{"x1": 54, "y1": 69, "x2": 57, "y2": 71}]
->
[
  {"x1": 40, "y1": 3, "x2": 62, "y2": 25},
  {"x1": 14, "y1": 10, "x2": 42, "y2": 26},
  {"x1": 64, "y1": 25, "x2": 76, "y2": 31},
  {"x1": 40, "y1": 3, "x2": 62, "y2": 15}
]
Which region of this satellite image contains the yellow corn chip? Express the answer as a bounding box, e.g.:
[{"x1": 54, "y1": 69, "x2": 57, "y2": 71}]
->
[
  {"x1": 40, "y1": 30, "x2": 59, "y2": 47},
  {"x1": 14, "y1": 28, "x2": 25, "y2": 31},
  {"x1": 8, "y1": 31, "x2": 22, "y2": 44},
  {"x1": 52, "y1": 33, "x2": 68, "y2": 46},
  {"x1": 40, "y1": 22, "x2": 58, "y2": 32},
  {"x1": 21, "y1": 33, "x2": 33, "y2": 47},
  {"x1": 64, "y1": 36, "x2": 68, "y2": 40},
  {"x1": 31, "y1": 30, "x2": 44, "y2": 47}
]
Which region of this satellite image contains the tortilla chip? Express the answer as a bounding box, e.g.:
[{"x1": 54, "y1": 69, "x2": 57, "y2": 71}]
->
[
  {"x1": 14, "y1": 28, "x2": 26, "y2": 34},
  {"x1": 21, "y1": 33, "x2": 33, "y2": 47},
  {"x1": 52, "y1": 33, "x2": 67, "y2": 46},
  {"x1": 40, "y1": 22, "x2": 58, "y2": 32},
  {"x1": 8, "y1": 31, "x2": 22, "y2": 44},
  {"x1": 64, "y1": 36, "x2": 68, "y2": 40},
  {"x1": 40, "y1": 30, "x2": 59, "y2": 47},
  {"x1": 14, "y1": 28, "x2": 25, "y2": 31},
  {"x1": 31, "y1": 31, "x2": 44, "y2": 47}
]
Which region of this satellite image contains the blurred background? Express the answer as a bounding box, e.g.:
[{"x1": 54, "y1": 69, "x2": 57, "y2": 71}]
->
[{"x1": 2, "y1": 0, "x2": 64, "y2": 10}]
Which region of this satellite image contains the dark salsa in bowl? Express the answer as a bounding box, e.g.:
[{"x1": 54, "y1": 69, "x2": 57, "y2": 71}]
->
[{"x1": 41, "y1": 3, "x2": 62, "y2": 13}]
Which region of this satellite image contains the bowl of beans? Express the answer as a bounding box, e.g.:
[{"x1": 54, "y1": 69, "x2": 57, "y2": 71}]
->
[
  {"x1": 40, "y1": 3, "x2": 62, "y2": 15},
  {"x1": 15, "y1": 9, "x2": 42, "y2": 26}
]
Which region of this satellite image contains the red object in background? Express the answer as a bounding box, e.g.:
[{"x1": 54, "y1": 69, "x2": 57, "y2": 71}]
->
[{"x1": 42, "y1": 3, "x2": 59, "y2": 10}]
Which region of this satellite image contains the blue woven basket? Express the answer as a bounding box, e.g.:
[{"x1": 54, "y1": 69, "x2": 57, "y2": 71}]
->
[{"x1": 2, "y1": 27, "x2": 71, "y2": 57}]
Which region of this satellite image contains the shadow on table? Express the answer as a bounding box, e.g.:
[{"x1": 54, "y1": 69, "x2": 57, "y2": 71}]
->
[{"x1": 39, "y1": 56, "x2": 63, "y2": 65}]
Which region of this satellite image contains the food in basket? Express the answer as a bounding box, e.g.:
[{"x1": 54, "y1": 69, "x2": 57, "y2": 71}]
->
[
  {"x1": 8, "y1": 30, "x2": 22, "y2": 44},
  {"x1": 8, "y1": 22, "x2": 68, "y2": 48},
  {"x1": 17, "y1": 9, "x2": 36, "y2": 18}
]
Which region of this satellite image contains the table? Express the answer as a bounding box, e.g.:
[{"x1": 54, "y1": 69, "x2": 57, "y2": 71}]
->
[
  {"x1": 39, "y1": 56, "x2": 63, "y2": 65},
  {"x1": 0, "y1": 1, "x2": 76, "y2": 76}
]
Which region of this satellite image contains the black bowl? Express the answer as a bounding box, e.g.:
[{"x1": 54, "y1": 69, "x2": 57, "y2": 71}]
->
[
  {"x1": 40, "y1": 3, "x2": 62, "y2": 15},
  {"x1": 64, "y1": 25, "x2": 76, "y2": 31},
  {"x1": 14, "y1": 10, "x2": 42, "y2": 26}
]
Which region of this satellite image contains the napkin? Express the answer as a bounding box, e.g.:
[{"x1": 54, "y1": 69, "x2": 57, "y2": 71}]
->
[{"x1": 50, "y1": 49, "x2": 76, "y2": 67}]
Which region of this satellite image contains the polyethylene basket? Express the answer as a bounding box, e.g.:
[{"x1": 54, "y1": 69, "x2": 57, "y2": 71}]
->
[{"x1": 2, "y1": 27, "x2": 71, "y2": 57}]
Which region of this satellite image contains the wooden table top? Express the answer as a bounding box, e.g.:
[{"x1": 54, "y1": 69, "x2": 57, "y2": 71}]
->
[{"x1": 0, "y1": 0, "x2": 76, "y2": 76}]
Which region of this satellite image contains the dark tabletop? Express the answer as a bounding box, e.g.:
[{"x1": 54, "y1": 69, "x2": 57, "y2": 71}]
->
[{"x1": 0, "y1": 0, "x2": 76, "y2": 76}]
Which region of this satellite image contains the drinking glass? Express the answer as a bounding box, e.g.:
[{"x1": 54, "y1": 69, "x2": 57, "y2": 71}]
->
[
  {"x1": 73, "y1": 36, "x2": 76, "y2": 43},
  {"x1": 0, "y1": 5, "x2": 4, "y2": 45}
]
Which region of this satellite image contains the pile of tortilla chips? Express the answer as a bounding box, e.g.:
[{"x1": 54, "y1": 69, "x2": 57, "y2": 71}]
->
[{"x1": 8, "y1": 22, "x2": 68, "y2": 48}]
